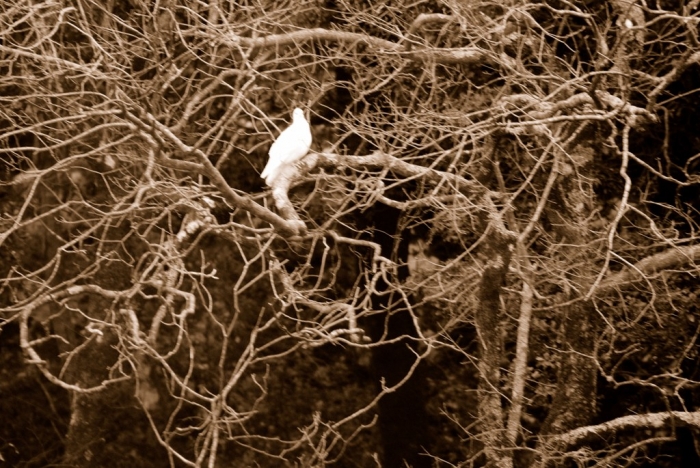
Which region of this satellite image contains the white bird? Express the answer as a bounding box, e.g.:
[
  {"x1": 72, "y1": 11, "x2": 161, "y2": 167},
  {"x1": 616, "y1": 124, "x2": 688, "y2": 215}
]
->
[{"x1": 260, "y1": 108, "x2": 312, "y2": 187}]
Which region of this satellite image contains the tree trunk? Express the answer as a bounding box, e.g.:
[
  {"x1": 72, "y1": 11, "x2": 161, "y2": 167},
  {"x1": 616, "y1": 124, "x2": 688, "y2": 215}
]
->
[{"x1": 475, "y1": 206, "x2": 517, "y2": 468}]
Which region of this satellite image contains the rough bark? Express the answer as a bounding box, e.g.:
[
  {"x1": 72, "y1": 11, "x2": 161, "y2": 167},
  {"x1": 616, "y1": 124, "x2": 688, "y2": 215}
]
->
[{"x1": 475, "y1": 203, "x2": 517, "y2": 468}]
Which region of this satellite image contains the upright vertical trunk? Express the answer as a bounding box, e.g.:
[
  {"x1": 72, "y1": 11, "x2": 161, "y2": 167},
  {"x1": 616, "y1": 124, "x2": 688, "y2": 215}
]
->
[
  {"x1": 539, "y1": 142, "x2": 602, "y2": 451},
  {"x1": 62, "y1": 333, "x2": 124, "y2": 467},
  {"x1": 541, "y1": 301, "x2": 601, "y2": 436},
  {"x1": 475, "y1": 205, "x2": 517, "y2": 468},
  {"x1": 365, "y1": 205, "x2": 430, "y2": 468}
]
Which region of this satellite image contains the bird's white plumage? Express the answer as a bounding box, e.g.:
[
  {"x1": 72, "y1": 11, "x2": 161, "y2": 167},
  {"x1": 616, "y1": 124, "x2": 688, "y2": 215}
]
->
[{"x1": 261, "y1": 108, "x2": 312, "y2": 187}]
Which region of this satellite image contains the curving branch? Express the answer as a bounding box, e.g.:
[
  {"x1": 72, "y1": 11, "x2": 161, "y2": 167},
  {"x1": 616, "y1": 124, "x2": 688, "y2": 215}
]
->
[{"x1": 18, "y1": 285, "x2": 130, "y2": 393}]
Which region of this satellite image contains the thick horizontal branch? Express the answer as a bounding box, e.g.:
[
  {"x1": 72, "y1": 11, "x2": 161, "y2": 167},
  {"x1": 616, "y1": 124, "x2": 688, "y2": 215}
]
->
[
  {"x1": 221, "y1": 27, "x2": 485, "y2": 65},
  {"x1": 306, "y1": 150, "x2": 488, "y2": 197},
  {"x1": 553, "y1": 410, "x2": 700, "y2": 447},
  {"x1": 500, "y1": 90, "x2": 657, "y2": 124},
  {"x1": 600, "y1": 244, "x2": 700, "y2": 292}
]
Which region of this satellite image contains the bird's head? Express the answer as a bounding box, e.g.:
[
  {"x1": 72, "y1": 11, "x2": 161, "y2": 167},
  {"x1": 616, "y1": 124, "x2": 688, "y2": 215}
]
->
[{"x1": 292, "y1": 108, "x2": 305, "y2": 122}]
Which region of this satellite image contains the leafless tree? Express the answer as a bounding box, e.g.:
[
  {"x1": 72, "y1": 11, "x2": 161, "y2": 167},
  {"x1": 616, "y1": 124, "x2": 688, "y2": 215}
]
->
[{"x1": 3, "y1": 0, "x2": 700, "y2": 467}]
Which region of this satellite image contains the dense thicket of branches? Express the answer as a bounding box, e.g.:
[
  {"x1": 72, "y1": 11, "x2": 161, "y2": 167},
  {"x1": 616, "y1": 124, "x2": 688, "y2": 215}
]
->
[{"x1": 2, "y1": 0, "x2": 700, "y2": 467}]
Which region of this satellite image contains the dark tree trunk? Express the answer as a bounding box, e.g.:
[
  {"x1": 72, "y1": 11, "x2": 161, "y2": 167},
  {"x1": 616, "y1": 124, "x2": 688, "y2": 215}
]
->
[
  {"x1": 364, "y1": 205, "x2": 430, "y2": 468},
  {"x1": 541, "y1": 301, "x2": 601, "y2": 436}
]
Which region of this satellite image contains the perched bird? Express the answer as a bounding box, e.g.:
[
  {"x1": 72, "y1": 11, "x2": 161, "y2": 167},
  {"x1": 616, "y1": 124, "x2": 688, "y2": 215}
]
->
[{"x1": 260, "y1": 108, "x2": 312, "y2": 187}]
